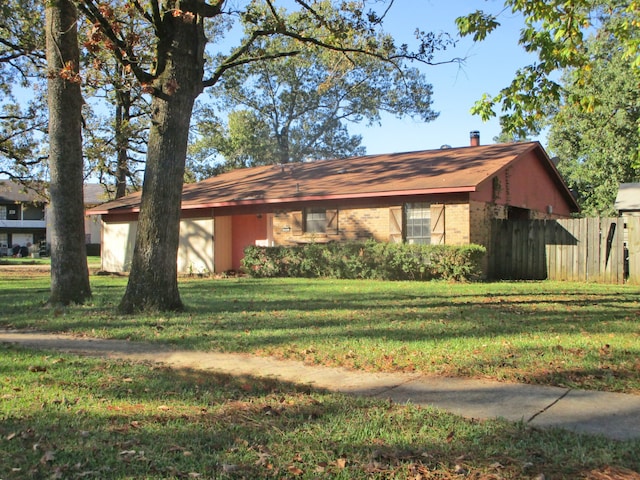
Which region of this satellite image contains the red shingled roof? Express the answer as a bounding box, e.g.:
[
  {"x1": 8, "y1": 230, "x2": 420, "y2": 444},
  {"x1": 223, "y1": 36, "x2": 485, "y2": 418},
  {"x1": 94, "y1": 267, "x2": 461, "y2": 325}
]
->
[{"x1": 90, "y1": 142, "x2": 575, "y2": 214}]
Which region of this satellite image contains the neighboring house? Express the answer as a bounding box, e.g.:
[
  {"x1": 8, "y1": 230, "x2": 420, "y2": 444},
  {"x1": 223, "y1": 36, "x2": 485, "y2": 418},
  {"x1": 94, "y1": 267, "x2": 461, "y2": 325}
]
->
[
  {"x1": 0, "y1": 181, "x2": 47, "y2": 256},
  {"x1": 614, "y1": 183, "x2": 640, "y2": 275},
  {"x1": 91, "y1": 135, "x2": 580, "y2": 274},
  {"x1": 83, "y1": 184, "x2": 109, "y2": 254},
  {"x1": 615, "y1": 183, "x2": 640, "y2": 216},
  {"x1": 0, "y1": 180, "x2": 109, "y2": 257}
]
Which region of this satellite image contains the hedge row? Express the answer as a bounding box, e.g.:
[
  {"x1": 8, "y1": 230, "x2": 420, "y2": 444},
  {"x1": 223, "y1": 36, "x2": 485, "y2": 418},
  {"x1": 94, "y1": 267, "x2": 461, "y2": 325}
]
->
[{"x1": 242, "y1": 241, "x2": 486, "y2": 281}]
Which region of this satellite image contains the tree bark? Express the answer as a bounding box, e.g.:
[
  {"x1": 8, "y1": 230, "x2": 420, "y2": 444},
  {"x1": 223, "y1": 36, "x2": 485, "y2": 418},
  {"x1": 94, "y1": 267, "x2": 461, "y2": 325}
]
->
[
  {"x1": 45, "y1": 0, "x2": 91, "y2": 305},
  {"x1": 118, "y1": 4, "x2": 205, "y2": 313}
]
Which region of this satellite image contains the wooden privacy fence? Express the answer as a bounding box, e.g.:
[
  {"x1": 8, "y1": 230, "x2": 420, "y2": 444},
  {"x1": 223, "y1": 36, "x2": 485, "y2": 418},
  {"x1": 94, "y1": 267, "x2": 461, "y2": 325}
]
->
[{"x1": 488, "y1": 216, "x2": 640, "y2": 284}]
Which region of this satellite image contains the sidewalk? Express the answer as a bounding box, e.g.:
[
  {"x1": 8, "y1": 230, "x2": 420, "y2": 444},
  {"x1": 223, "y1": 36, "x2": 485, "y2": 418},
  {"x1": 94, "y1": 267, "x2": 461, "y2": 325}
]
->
[{"x1": 1, "y1": 329, "x2": 639, "y2": 441}]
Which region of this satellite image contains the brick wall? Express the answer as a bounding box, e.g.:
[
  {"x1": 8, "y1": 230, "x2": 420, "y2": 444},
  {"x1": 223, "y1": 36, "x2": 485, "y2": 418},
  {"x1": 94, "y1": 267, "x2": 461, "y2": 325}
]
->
[
  {"x1": 270, "y1": 201, "x2": 514, "y2": 248},
  {"x1": 441, "y1": 202, "x2": 470, "y2": 245},
  {"x1": 469, "y1": 201, "x2": 508, "y2": 248},
  {"x1": 271, "y1": 206, "x2": 396, "y2": 245}
]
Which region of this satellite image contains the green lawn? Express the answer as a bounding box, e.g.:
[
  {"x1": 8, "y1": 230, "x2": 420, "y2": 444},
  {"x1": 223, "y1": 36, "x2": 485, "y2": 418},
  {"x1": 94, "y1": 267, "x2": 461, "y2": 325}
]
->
[
  {"x1": 2, "y1": 271, "x2": 640, "y2": 478},
  {"x1": 1, "y1": 346, "x2": 638, "y2": 479},
  {"x1": 1, "y1": 273, "x2": 639, "y2": 394}
]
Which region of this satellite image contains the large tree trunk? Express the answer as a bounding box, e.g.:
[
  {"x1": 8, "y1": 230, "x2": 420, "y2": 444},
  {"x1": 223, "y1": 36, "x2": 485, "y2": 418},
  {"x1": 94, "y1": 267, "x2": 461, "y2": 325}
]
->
[
  {"x1": 45, "y1": 0, "x2": 91, "y2": 305},
  {"x1": 118, "y1": 6, "x2": 205, "y2": 313}
]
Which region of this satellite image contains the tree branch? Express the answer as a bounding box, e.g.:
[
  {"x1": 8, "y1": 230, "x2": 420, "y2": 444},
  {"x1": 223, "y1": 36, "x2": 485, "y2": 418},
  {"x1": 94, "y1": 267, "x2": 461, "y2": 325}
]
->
[{"x1": 76, "y1": 0, "x2": 154, "y2": 84}]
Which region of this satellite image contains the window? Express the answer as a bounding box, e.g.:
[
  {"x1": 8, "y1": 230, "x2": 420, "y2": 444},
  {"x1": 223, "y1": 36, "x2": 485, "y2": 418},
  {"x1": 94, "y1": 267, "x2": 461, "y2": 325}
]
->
[
  {"x1": 405, "y1": 202, "x2": 431, "y2": 244},
  {"x1": 305, "y1": 208, "x2": 327, "y2": 233},
  {"x1": 7, "y1": 205, "x2": 19, "y2": 220},
  {"x1": 292, "y1": 209, "x2": 338, "y2": 236},
  {"x1": 0, "y1": 206, "x2": 6, "y2": 220}
]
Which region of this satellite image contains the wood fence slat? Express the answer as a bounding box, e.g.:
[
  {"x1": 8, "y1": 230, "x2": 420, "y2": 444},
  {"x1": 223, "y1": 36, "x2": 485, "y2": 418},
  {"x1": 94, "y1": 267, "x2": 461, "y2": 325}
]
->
[
  {"x1": 614, "y1": 217, "x2": 625, "y2": 283},
  {"x1": 586, "y1": 217, "x2": 600, "y2": 281}
]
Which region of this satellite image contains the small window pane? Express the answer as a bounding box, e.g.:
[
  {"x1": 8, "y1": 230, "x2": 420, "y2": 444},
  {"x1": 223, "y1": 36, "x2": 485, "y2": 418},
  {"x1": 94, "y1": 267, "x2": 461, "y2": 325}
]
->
[
  {"x1": 306, "y1": 208, "x2": 326, "y2": 233},
  {"x1": 405, "y1": 203, "x2": 431, "y2": 244}
]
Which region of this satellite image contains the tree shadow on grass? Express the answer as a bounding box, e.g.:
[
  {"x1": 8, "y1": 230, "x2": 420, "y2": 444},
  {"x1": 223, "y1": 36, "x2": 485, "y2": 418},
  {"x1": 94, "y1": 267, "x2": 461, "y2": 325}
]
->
[{"x1": 2, "y1": 345, "x2": 639, "y2": 480}]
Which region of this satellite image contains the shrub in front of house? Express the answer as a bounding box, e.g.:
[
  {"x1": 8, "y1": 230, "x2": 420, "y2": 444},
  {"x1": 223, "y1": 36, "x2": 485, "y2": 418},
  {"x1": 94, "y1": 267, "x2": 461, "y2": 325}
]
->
[{"x1": 242, "y1": 241, "x2": 486, "y2": 281}]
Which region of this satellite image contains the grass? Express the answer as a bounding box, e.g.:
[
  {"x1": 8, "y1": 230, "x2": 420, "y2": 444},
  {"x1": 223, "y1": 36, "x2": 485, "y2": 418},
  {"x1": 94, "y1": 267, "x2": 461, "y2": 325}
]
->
[
  {"x1": 1, "y1": 272, "x2": 639, "y2": 394},
  {"x1": 0, "y1": 256, "x2": 101, "y2": 269},
  {"x1": 1, "y1": 346, "x2": 639, "y2": 479}
]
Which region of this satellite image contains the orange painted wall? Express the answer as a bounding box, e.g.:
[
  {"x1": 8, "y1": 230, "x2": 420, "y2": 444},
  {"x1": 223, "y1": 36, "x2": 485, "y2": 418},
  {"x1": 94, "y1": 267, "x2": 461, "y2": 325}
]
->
[
  {"x1": 472, "y1": 151, "x2": 573, "y2": 217},
  {"x1": 231, "y1": 214, "x2": 268, "y2": 270}
]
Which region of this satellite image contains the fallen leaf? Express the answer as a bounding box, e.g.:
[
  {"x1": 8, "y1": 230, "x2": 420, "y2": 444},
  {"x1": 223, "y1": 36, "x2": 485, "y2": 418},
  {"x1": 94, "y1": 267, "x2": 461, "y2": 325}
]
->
[
  {"x1": 157, "y1": 405, "x2": 171, "y2": 411},
  {"x1": 454, "y1": 464, "x2": 468, "y2": 475},
  {"x1": 586, "y1": 466, "x2": 640, "y2": 480},
  {"x1": 336, "y1": 457, "x2": 347, "y2": 469},
  {"x1": 6, "y1": 432, "x2": 17, "y2": 441},
  {"x1": 28, "y1": 365, "x2": 47, "y2": 373},
  {"x1": 287, "y1": 465, "x2": 304, "y2": 476},
  {"x1": 40, "y1": 450, "x2": 56, "y2": 464}
]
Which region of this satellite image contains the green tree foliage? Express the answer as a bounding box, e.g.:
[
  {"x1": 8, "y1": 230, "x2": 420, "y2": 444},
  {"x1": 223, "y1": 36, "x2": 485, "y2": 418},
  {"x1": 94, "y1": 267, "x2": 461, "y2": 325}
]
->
[
  {"x1": 456, "y1": 0, "x2": 640, "y2": 138},
  {"x1": 547, "y1": 37, "x2": 640, "y2": 215},
  {"x1": 190, "y1": 34, "x2": 439, "y2": 176},
  {"x1": 0, "y1": 1, "x2": 47, "y2": 181},
  {"x1": 80, "y1": 0, "x2": 154, "y2": 198}
]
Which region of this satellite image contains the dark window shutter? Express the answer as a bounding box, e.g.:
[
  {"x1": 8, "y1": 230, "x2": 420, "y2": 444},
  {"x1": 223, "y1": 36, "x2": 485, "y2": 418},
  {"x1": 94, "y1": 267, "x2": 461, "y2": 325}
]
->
[
  {"x1": 292, "y1": 211, "x2": 303, "y2": 235},
  {"x1": 326, "y1": 209, "x2": 338, "y2": 235}
]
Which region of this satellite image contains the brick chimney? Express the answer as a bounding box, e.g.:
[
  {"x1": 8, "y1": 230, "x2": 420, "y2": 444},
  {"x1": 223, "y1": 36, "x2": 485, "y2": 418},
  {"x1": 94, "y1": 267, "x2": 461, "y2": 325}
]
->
[{"x1": 470, "y1": 130, "x2": 480, "y2": 146}]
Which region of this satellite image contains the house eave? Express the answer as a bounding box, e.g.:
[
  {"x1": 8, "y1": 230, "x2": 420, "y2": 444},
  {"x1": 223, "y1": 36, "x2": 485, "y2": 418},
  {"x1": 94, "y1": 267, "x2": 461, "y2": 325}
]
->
[
  {"x1": 183, "y1": 186, "x2": 477, "y2": 210},
  {"x1": 94, "y1": 186, "x2": 478, "y2": 216}
]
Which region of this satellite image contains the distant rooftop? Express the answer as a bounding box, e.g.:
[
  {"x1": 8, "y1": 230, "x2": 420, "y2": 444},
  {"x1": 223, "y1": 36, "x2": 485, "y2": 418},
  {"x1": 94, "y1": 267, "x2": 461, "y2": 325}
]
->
[
  {"x1": 615, "y1": 183, "x2": 640, "y2": 212},
  {"x1": 0, "y1": 180, "x2": 110, "y2": 206}
]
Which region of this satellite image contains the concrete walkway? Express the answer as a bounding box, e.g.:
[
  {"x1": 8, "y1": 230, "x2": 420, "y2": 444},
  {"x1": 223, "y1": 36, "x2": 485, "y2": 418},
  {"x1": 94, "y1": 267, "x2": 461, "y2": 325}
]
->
[{"x1": 2, "y1": 329, "x2": 639, "y2": 441}]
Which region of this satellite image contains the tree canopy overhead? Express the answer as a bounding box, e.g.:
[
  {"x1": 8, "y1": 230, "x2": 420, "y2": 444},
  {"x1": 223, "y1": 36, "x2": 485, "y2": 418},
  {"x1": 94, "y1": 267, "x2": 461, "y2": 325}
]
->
[
  {"x1": 189, "y1": 31, "x2": 441, "y2": 176},
  {"x1": 0, "y1": 1, "x2": 47, "y2": 181},
  {"x1": 456, "y1": 0, "x2": 640, "y2": 138},
  {"x1": 547, "y1": 35, "x2": 639, "y2": 215}
]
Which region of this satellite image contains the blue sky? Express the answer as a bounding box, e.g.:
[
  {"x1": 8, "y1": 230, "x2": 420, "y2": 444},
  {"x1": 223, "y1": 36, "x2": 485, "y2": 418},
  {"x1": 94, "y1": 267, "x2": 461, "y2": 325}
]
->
[{"x1": 350, "y1": 0, "x2": 540, "y2": 154}]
